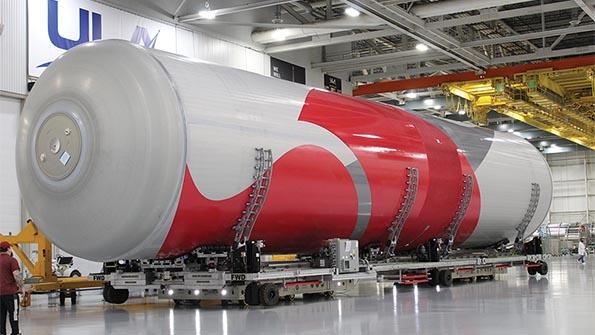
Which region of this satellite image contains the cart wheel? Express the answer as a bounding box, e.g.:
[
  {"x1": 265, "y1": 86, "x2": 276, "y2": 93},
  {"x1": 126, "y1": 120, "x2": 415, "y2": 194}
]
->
[
  {"x1": 259, "y1": 283, "x2": 280, "y2": 306},
  {"x1": 527, "y1": 266, "x2": 537, "y2": 276},
  {"x1": 429, "y1": 269, "x2": 440, "y2": 286},
  {"x1": 487, "y1": 274, "x2": 495, "y2": 280},
  {"x1": 439, "y1": 270, "x2": 453, "y2": 287},
  {"x1": 59, "y1": 291, "x2": 66, "y2": 306},
  {"x1": 70, "y1": 290, "x2": 77, "y2": 305},
  {"x1": 103, "y1": 284, "x2": 129, "y2": 304},
  {"x1": 324, "y1": 291, "x2": 335, "y2": 299},
  {"x1": 537, "y1": 261, "x2": 548, "y2": 275},
  {"x1": 245, "y1": 282, "x2": 260, "y2": 306},
  {"x1": 284, "y1": 294, "x2": 295, "y2": 303}
]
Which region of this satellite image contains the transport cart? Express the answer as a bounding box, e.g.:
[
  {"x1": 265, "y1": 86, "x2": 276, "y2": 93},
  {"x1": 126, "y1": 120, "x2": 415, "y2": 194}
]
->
[{"x1": 93, "y1": 238, "x2": 548, "y2": 307}]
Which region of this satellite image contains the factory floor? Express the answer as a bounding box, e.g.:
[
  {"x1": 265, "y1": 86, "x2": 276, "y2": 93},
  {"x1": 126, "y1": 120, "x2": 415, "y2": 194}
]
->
[{"x1": 16, "y1": 257, "x2": 595, "y2": 335}]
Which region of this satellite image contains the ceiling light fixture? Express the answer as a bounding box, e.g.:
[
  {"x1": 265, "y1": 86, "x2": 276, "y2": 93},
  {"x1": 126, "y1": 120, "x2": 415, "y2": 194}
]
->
[
  {"x1": 415, "y1": 43, "x2": 429, "y2": 52},
  {"x1": 271, "y1": 5, "x2": 286, "y2": 41},
  {"x1": 345, "y1": 7, "x2": 361, "y2": 17},
  {"x1": 405, "y1": 92, "x2": 417, "y2": 99},
  {"x1": 272, "y1": 28, "x2": 288, "y2": 41},
  {"x1": 198, "y1": 10, "x2": 216, "y2": 19},
  {"x1": 199, "y1": 1, "x2": 216, "y2": 19}
]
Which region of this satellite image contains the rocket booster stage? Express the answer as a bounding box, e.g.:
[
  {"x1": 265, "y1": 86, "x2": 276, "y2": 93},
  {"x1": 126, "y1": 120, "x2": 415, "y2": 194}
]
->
[{"x1": 17, "y1": 41, "x2": 552, "y2": 261}]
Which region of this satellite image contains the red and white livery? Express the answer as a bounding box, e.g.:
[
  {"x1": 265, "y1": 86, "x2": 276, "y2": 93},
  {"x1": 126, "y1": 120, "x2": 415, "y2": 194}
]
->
[{"x1": 17, "y1": 41, "x2": 552, "y2": 261}]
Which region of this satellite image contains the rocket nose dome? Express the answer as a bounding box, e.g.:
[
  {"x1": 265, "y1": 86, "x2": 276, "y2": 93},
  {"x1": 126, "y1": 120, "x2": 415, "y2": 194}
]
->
[{"x1": 16, "y1": 40, "x2": 186, "y2": 261}]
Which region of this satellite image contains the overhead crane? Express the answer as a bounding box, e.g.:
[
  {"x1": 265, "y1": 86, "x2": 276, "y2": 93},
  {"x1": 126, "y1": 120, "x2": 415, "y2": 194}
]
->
[{"x1": 353, "y1": 55, "x2": 595, "y2": 149}]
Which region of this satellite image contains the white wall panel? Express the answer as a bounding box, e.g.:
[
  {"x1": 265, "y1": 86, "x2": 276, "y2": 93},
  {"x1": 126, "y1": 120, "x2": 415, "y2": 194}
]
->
[
  {"x1": 0, "y1": 97, "x2": 21, "y2": 234},
  {"x1": 552, "y1": 180, "x2": 586, "y2": 197},
  {"x1": 230, "y1": 45, "x2": 248, "y2": 71},
  {"x1": 0, "y1": 0, "x2": 27, "y2": 94},
  {"x1": 246, "y1": 48, "x2": 269, "y2": 75},
  {"x1": 175, "y1": 28, "x2": 194, "y2": 58},
  {"x1": 192, "y1": 30, "x2": 267, "y2": 75},
  {"x1": 546, "y1": 151, "x2": 594, "y2": 225},
  {"x1": 552, "y1": 197, "x2": 587, "y2": 212}
]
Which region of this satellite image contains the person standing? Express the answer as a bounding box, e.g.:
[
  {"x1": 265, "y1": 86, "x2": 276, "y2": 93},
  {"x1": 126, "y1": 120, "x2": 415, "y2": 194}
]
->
[
  {"x1": 0, "y1": 241, "x2": 21, "y2": 335},
  {"x1": 577, "y1": 239, "x2": 587, "y2": 265}
]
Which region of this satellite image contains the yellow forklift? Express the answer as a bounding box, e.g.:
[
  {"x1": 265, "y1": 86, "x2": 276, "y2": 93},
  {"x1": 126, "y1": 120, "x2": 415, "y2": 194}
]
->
[{"x1": 0, "y1": 220, "x2": 104, "y2": 306}]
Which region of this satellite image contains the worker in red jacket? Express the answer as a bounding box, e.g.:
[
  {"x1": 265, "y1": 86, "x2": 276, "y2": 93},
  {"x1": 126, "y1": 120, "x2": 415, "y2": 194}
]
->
[{"x1": 0, "y1": 241, "x2": 21, "y2": 335}]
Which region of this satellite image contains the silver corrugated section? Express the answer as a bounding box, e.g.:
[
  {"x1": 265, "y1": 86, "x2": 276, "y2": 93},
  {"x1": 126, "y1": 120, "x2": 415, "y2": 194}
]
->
[{"x1": 0, "y1": 0, "x2": 27, "y2": 95}]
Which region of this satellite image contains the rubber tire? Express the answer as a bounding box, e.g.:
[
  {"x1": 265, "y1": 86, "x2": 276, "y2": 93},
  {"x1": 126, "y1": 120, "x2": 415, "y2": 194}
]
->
[
  {"x1": 259, "y1": 283, "x2": 280, "y2": 306},
  {"x1": 527, "y1": 266, "x2": 537, "y2": 276},
  {"x1": 537, "y1": 261, "x2": 548, "y2": 275},
  {"x1": 70, "y1": 270, "x2": 82, "y2": 277},
  {"x1": 103, "y1": 285, "x2": 129, "y2": 304},
  {"x1": 70, "y1": 290, "x2": 77, "y2": 305},
  {"x1": 59, "y1": 291, "x2": 66, "y2": 306},
  {"x1": 429, "y1": 269, "x2": 440, "y2": 286},
  {"x1": 439, "y1": 270, "x2": 453, "y2": 287},
  {"x1": 245, "y1": 282, "x2": 260, "y2": 306}
]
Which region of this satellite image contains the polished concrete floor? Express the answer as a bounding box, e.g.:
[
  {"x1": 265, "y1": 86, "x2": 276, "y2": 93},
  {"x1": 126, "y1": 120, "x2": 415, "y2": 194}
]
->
[{"x1": 15, "y1": 257, "x2": 595, "y2": 335}]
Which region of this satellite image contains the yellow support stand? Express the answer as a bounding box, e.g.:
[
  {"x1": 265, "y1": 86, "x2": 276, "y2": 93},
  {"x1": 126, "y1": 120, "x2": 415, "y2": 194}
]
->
[
  {"x1": 0, "y1": 219, "x2": 104, "y2": 306},
  {"x1": 0, "y1": 219, "x2": 54, "y2": 282}
]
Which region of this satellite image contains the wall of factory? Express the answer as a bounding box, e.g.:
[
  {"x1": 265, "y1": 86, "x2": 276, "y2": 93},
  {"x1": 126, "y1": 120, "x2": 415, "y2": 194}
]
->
[
  {"x1": 193, "y1": 30, "x2": 270, "y2": 76},
  {"x1": 0, "y1": 0, "x2": 26, "y2": 236},
  {"x1": 0, "y1": 0, "x2": 27, "y2": 95},
  {"x1": 27, "y1": 0, "x2": 270, "y2": 78},
  {"x1": 0, "y1": 97, "x2": 21, "y2": 235},
  {"x1": 546, "y1": 150, "x2": 595, "y2": 226}
]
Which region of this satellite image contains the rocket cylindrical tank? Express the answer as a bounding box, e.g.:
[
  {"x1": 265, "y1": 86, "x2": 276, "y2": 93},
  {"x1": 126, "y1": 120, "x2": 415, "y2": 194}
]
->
[{"x1": 16, "y1": 41, "x2": 552, "y2": 261}]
